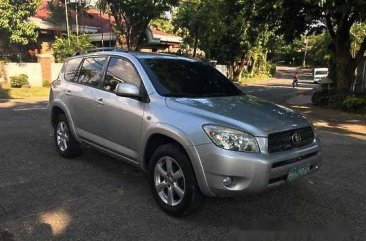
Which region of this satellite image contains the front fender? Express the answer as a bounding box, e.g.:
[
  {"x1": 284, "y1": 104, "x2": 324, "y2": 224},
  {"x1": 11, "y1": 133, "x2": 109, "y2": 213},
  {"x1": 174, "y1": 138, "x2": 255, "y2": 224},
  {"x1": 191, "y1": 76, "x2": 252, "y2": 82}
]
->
[{"x1": 141, "y1": 123, "x2": 214, "y2": 196}]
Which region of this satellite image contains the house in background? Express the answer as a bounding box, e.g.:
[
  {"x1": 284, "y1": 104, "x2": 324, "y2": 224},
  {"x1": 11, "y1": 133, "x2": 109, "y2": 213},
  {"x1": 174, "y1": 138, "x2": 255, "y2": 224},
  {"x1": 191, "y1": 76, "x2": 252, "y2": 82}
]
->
[{"x1": 29, "y1": 0, "x2": 182, "y2": 56}]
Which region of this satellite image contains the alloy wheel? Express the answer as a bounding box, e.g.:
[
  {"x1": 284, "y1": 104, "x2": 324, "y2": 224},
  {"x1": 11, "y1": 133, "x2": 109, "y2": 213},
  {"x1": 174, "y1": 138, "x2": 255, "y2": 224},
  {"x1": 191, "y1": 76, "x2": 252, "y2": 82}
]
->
[
  {"x1": 154, "y1": 156, "x2": 185, "y2": 206},
  {"x1": 56, "y1": 121, "x2": 69, "y2": 152}
]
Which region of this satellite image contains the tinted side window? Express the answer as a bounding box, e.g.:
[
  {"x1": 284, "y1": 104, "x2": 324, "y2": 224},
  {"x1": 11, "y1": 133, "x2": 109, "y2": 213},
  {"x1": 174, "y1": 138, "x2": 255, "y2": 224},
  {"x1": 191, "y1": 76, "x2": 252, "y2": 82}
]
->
[
  {"x1": 77, "y1": 57, "x2": 107, "y2": 87},
  {"x1": 64, "y1": 58, "x2": 82, "y2": 82},
  {"x1": 102, "y1": 57, "x2": 141, "y2": 92}
]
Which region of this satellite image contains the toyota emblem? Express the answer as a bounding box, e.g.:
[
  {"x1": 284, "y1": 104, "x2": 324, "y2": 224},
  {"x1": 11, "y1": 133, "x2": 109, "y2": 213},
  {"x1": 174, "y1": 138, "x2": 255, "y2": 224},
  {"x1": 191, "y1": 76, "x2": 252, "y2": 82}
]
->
[{"x1": 291, "y1": 132, "x2": 302, "y2": 145}]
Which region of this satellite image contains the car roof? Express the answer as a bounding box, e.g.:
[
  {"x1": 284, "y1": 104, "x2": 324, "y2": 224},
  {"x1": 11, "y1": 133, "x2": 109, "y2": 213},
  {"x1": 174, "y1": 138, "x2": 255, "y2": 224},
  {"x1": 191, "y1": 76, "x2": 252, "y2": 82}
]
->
[
  {"x1": 131, "y1": 52, "x2": 195, "y2": 61},
  {"x1": 66, "y1": 48, "x2": 196, "y2": 62}
]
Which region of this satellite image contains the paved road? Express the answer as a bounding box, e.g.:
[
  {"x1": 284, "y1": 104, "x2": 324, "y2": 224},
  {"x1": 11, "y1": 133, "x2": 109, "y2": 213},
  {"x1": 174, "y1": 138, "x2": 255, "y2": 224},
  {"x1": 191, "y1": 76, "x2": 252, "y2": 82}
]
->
[{"x1": 0, "y1": 79, "x2": 365, "y2": 240}]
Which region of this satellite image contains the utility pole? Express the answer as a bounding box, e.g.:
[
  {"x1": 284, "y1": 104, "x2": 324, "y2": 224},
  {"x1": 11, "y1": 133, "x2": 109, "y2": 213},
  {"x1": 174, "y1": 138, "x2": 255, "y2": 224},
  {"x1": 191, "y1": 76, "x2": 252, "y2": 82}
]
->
[
  {"x1": 302, "y1": 36, "x2": 308, "y2": 68},
  {"x1": 75, "y1": 0, "x2": 79, "y2": 36},
  {"x1": 100, "y1": 8, "x2": 104, "y2": 46},
  {"x1": 64, "y1": 0, "x2": 70, "y2": 45}
]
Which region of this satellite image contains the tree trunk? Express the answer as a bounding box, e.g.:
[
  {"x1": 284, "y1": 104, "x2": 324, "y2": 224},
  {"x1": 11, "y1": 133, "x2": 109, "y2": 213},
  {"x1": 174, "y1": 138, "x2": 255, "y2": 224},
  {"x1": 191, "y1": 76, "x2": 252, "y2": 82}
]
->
[
  {"x1": 135, "y1": 21, "x2": 151, "y2": 51},
  {"x1": 326, "y1": 14, "x2": 366, "y2": 93},
  {"x1": 335, "y1": 51, "x2": 355, "y2": 92},
  {"x1": 334, "y1": 36, "x2": 357, "y2": 93},
  {"x1": 232, "y1": 56, "x2": 246, "y2": 81},
  {"x1": 250, "y1": 58, "x2": 256, "y2": 75}
]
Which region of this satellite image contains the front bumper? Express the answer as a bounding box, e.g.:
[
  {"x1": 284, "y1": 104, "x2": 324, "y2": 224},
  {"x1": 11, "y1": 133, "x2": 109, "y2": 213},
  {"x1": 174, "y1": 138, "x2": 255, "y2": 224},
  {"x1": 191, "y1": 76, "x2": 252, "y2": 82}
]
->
[{"x1": 194, "y1": 141, "x2": 321, "y2": 197}]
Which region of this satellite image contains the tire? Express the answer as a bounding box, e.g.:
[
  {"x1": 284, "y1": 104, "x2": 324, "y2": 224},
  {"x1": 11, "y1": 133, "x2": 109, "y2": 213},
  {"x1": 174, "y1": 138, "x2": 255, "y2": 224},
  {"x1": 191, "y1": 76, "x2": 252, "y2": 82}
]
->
[
  {"x1": 54, "y1": 114, "x2": 82, "y2": 158},
  {"x1": 149, "y1": 143, "x2": 205, "y2": 217}
]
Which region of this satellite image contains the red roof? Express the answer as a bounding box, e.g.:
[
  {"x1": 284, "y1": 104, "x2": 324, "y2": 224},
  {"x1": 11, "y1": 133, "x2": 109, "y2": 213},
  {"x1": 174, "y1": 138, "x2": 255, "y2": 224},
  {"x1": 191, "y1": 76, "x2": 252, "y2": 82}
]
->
[
  {"x1": 35, "y1": 0, "x2": 113, "y2": 33},
  {"x1": 150, "y1": 28, "x2": 177, "y2": 37},
  {"x1": 35, "y1": 0, "x2": 178, "y2": 37},
  {"x1": 34, "y1": 0, "x2": 50, "y2": 19}
]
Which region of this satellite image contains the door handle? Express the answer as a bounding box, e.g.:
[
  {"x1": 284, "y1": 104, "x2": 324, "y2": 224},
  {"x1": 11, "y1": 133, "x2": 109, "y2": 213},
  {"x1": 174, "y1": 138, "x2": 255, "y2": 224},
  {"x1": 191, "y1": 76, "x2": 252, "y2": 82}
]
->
[
  {"x1": 96, "y1": 98, "x2": 104, "y2": 105},
  {"x1": 65, "y1": 90, "x2": 71, "y2": 96}
]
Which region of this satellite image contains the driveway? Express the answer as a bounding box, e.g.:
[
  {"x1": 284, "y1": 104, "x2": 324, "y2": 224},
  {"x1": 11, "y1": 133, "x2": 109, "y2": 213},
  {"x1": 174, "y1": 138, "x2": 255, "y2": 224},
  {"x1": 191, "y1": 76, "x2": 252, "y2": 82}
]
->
[{"x1": 0, "y1": 74, "x2": 365, "y2": 240}]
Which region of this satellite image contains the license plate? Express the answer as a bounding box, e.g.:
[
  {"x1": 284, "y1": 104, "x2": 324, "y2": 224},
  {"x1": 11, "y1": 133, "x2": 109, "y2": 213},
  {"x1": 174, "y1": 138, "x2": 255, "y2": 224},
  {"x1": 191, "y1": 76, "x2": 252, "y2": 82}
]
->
[{"x1": 287, "y1": 164, "x2": 310, "y2": 182}]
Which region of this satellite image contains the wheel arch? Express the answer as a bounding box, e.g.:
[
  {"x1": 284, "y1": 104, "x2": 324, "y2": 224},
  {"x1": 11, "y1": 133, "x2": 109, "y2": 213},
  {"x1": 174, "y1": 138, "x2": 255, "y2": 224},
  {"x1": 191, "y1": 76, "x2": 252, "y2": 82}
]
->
[
  {"x1": 49, "y1": 101, "x2": 80, "y2": 142},
  {"x1": 141, "y1": 124, "x2": 213, "y2": 196}
]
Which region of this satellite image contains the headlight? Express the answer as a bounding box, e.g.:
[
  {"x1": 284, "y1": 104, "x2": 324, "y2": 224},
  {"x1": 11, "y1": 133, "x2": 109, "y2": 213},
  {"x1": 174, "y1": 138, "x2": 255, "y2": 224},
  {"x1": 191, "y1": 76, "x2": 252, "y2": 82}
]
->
[{"x1": 203, "y1": 125, "x2": 260, "y2": 152}]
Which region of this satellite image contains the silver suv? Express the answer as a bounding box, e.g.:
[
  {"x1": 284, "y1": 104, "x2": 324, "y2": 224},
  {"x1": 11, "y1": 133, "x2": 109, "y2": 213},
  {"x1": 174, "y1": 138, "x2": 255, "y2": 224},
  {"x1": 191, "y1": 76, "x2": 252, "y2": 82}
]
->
[{"x1": 48, "y1": 49, "x2": 321, "y2": 216}]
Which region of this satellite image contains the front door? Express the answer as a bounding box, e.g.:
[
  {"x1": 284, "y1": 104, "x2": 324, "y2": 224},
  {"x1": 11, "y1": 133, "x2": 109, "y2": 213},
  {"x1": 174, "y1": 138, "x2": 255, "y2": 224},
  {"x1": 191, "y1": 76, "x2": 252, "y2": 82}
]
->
[{"x1": 93, "y1": 57, "x2": 145, "y2": 160}]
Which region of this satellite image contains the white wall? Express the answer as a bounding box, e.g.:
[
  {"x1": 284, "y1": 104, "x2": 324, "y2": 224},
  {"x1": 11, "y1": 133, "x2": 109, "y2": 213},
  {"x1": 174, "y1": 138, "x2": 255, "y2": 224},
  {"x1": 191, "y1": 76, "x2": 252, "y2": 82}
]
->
[
  {"x1": 4, "y1": 63, "x2": 43, "y2": 87},
  {"x1": 51, "y1": 63, "x2": 63, "y2": 81}
]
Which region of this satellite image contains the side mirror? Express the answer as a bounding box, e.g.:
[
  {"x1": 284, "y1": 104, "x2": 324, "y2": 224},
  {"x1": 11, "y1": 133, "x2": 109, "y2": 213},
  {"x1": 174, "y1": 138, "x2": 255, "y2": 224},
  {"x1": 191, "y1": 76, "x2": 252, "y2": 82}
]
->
[{"x1": 115, "y1": 82, "x2": 140, "y2": 98}]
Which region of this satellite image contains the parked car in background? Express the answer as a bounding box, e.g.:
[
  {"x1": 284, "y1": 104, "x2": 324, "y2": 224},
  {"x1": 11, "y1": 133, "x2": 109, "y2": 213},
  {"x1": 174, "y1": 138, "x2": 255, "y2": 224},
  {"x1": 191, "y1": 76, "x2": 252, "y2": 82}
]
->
[
  {"x1": 48, "y1": 48, "x2": 322, "y2": 216},
  {"x1": 313, "y1": 68, "x2": 329, "y2": 83}
]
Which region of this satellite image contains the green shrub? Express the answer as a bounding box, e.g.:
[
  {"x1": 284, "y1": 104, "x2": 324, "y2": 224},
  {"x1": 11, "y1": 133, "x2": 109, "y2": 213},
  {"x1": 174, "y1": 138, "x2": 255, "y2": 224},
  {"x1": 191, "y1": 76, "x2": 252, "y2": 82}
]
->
[
  {"x1": 241, "y1": 71, "x2": 255, "y2": 79},
  {"x1": 10, "y1": 74, "x2": 29, "y2": 88},
  {"x1": 342, "y1": 95, "x2": 366, "y2": 111},
  {"x1": 52, "y1": 34, "x2": 94, "y2": 62},
  {"x1": 43, "y1": 80, "x2": 51, "y2": 87},
  {"x1": 267, "y1": 63, "x2": 277, "y2": 77}
]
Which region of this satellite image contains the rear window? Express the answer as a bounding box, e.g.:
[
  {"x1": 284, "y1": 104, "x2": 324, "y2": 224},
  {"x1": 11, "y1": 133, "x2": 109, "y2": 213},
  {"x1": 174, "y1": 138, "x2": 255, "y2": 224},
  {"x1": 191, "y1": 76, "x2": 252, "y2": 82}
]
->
[
  {"x1": 64, "y1": 58, "x2": 82, "y2": 82},
  {"x1": 314, "y1": 71, "x2": 328, "y2": 75}
]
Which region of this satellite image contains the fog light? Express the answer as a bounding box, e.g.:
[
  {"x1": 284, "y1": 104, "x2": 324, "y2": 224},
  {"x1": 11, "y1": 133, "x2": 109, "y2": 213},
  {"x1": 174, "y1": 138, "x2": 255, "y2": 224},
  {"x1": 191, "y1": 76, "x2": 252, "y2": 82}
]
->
[{"x1": 222, "y1": 177, "x2": 233, "y2": 187}]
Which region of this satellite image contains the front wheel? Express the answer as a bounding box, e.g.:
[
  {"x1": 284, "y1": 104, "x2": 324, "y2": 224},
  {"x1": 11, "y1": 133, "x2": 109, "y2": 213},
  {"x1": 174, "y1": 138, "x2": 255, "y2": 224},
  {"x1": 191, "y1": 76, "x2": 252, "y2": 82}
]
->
[{"x1": 149, "y1": 143, "x2": 204, "y2": 217}]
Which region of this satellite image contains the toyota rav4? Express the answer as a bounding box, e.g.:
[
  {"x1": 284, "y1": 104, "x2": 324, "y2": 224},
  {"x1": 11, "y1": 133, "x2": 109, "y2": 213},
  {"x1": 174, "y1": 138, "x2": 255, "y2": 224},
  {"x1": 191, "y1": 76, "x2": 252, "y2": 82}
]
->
[{"x1": 48, "y1": 48, "x2": 321, "y2": 216}]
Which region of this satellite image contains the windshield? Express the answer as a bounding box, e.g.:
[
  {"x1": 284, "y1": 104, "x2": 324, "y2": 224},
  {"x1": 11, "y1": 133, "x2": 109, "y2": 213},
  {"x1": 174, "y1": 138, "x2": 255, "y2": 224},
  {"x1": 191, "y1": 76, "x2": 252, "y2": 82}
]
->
[{"x1": 139, "y1": 58, "x2": 243, "y2": 97}]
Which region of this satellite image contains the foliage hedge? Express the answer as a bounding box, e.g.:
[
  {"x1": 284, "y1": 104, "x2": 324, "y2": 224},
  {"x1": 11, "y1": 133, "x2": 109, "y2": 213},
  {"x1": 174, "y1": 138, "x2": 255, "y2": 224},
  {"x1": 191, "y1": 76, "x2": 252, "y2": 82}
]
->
[
  {"x1": 312, "y1": 89, "x2": 366, "y2": 113},
  {"x1": 342, "y1": 96, "x2": 366, "y2": 112},
  {"x1": 10, "y1": 74, "x2": 29, "y2": 88},
  {"x1": 42, "y1": 80, "x2": 51, "y2": 87}
]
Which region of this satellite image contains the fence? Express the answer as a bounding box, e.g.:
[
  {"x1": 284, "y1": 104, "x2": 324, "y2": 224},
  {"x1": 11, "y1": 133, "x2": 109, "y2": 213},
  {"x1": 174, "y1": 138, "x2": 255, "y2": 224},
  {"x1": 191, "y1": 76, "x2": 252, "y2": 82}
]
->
[
  {"x1": 0, "y1": 54, "x2": 62, "y2": 87},
  {"x1": 4, "y1": 63, "x2": 43, "y2": 87}
]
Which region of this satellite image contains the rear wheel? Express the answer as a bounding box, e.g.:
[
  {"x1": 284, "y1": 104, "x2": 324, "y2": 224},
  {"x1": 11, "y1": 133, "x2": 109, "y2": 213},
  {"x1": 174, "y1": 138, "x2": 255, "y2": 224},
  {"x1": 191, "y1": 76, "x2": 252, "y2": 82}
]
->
[
  {"x1": 54, "y1": 114, "x2": 82, "y2": 158},
  {"x1": 149, "y1": 143, "x2": 204, "y2": 217}
]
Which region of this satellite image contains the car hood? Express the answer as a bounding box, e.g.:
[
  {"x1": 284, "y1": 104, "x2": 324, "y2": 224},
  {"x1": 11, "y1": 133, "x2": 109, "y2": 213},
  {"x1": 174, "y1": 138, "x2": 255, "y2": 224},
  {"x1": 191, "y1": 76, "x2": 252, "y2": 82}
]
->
[{"x1": 165, "y1": 95, "x2": 310, "y2": 137}]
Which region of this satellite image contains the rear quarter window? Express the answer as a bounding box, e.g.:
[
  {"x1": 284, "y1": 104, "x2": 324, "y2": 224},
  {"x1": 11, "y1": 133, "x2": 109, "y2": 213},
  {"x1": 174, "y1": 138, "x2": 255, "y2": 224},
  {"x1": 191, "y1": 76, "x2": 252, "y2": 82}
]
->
[{"x1": 64, "y1": 58, "x2": 83, "y2": 82}]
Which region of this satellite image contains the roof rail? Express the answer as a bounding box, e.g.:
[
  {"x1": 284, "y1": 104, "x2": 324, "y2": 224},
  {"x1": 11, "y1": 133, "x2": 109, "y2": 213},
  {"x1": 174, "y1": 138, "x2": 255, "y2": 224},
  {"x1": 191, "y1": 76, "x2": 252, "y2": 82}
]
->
[{"x1": 73, "y1": 47, "x2": 128, "y2": 56}]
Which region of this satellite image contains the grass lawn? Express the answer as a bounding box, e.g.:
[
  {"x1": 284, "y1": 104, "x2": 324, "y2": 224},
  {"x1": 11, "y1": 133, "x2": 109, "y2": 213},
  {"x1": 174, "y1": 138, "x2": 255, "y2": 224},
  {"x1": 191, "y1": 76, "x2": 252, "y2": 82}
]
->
[{"x1": 0, "y1": 87, "x2": 50, "y2": 99}]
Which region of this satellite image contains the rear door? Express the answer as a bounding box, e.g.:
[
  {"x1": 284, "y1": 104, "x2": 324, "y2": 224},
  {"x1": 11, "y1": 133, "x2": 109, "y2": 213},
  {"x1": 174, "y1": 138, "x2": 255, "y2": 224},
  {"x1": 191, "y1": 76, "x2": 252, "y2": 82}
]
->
[
  {"x1": 60, "y1": 57, "x2": 83, "y2": 124},
  {"x1": 68, "y1": 56, "x2": 108, "y2": 138},
  {"x1": 92, "y1": 56, "x2": 145, "y2": 159}
]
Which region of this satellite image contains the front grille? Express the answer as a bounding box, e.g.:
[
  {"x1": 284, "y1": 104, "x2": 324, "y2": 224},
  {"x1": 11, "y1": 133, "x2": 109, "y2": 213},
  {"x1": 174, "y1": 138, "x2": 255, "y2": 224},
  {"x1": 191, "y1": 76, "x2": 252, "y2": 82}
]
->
[{"x1": 268, "y1": 127, "x2": 314, "y2": 153}]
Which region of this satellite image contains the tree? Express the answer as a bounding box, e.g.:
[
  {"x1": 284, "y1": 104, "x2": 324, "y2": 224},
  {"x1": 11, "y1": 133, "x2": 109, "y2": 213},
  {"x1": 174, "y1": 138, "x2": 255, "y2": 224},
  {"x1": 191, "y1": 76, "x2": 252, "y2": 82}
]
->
[
  {"x1": 280, "y1": 0, "x2": 366, "y2": 92},
  {"x1": 351, "y1": 22, "x2": 366, "y2": 58},
  {"x1": 173, "y1": 0, "x2": 211, "y2": 58},
  {"x1": 0, "y1": 0, "x2": 41, "y2": 48},
  {"x1": 174, "y1": 0, "x2": 283, "y2": 81},
  {"x1": 52, "y1": 34, "x2": 94, "y2": 62},
  {"x1": 97, "y1": 0, "x2": 179, "y2": 51},
  {"x1": 150, "y1": 15, "x2": 175, "y2": 34}
]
